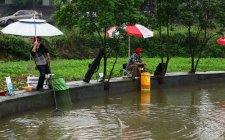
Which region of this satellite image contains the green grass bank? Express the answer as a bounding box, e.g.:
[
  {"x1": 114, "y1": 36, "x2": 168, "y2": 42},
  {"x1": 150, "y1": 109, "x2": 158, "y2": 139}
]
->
[{"x1": 0, "y1": 57, "x2": 224, "y2": 91}]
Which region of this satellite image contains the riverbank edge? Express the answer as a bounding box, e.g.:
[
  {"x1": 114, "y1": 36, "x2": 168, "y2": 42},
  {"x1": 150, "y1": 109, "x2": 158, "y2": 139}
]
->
[{"x1": 0, "y1": 71, "x2": 224, "y2": 118}]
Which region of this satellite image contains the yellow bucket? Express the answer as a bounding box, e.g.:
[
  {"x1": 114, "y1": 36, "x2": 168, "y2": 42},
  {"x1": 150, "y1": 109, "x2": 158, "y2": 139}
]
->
[{"x1": 141, "y1": 72, "x2": 151, "y2": 90}]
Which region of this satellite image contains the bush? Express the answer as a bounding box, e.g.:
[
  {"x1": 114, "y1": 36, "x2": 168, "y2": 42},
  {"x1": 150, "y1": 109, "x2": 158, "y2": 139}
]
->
[
  {"x1": 49, "y1": 29, "x2": 101, "y2": 59},
  {"x1": 1, "y1": 26, "x2": 224, "y2": 60},
  {"x1": 0, "y1": 33, "x2": 31, "y2": 60}
]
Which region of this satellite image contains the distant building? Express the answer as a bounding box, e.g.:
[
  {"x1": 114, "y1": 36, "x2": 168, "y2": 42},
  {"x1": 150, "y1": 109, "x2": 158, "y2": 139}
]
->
[
  {"x1": 0, "y1": 0, "x2": 156, "y2": 22},
  {"x1": 0, "y1": 0, "x2": 54, "y2": 6},
  {"x1": 0, "y1": 0, "x2": 54, "y2": 21}
]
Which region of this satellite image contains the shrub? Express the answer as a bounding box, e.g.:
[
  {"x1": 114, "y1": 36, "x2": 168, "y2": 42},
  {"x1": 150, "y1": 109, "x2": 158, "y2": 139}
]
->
[{"x1": 0, "y1": 33, "x2": 31, "y2": 60}]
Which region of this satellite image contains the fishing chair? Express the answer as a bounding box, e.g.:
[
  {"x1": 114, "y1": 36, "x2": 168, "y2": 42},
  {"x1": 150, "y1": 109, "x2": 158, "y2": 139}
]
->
[
  {"x1": 120, "y1": 63, "x2": 132, "y2": 78},
  {"x1": 121, "y1": 63, "x2": 148, "y2": 78}
]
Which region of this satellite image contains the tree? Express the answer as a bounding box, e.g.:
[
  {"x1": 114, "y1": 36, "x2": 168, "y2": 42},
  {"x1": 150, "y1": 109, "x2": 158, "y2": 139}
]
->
[
  {"x1": 215, "y1": 0, "x2": 225, "y2": 30},
  {"x1": 178, "y1": 0, "x2": 220, "y2": 73},
  {"x1": 52, "y1": 0, "x2": 147, "y2": 88},
  {"x1": 154, "y1": 0, "x2": 180, "y2": 75}
]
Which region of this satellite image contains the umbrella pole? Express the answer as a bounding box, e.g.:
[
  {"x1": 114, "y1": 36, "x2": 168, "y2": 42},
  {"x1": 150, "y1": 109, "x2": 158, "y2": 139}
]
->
[
  {"x1": 30, "y1": 54, "x2": 32, "y2": 61},
  {"x1": 128, "y1": 36, "x2": 130, "y2": 58},
  {"x1": 29, "y1": 54, "x2": 31, "y2": 76}
]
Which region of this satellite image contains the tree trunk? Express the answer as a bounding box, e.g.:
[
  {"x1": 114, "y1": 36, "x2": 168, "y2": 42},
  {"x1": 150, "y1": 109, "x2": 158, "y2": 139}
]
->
[
  {"x1": 188, "y1": 25, "x2": 195, "y2": 73},
  {"x1": 104, "y1": 52, "x2": 119, "y2": 90},
  {"x1": 102, "y1": 28, "x2": 107, "y2": 81},
  {"x1": 164, "y1": 53, "x2": 170, "y2": 75},
  {"x1": 159, "y1": 0, "x2": 163, "y2": 64},
  {"x1": 191, "y1": 53, "x2": 195, "y2": 73},
  {"x1": 103, "y1": 47, "x2": 107, "y2": 81},
  {"x1": 194, "y1": 46, "x2": 203, "y2": 72}
]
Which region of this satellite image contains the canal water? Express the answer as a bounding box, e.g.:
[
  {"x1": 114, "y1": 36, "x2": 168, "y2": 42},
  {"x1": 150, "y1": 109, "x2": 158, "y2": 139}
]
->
[{"x1": 0, "y1": 83, "x2": 225, "y2": 140}]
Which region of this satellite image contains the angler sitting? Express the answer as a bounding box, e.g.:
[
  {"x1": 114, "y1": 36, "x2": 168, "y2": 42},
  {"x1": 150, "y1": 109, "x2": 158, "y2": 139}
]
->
[{"x1": 126, "y1": 47, "x2": 146, "y2": 79}]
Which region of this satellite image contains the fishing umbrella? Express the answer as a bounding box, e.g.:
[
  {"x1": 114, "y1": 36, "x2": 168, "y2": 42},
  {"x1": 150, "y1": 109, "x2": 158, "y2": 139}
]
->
[
  {"x1": 1, "y1": 19, "x2": 63, "y2": 37},
  {"x1": 1, "y1": 18, "x2": 63, "y2": 73},
  {"x1": 106, "y1": 24, "x2": 153, "y2": 57},
  {"x1": 217, "y1": 37, "x2": 225, "y2": 45},
  {"x1": 1, "y1": 18, "x2": 63, "y2": 59}
]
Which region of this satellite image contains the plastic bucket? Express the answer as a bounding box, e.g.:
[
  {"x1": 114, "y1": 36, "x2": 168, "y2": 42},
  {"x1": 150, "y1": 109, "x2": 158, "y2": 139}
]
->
[{"x1": 140, "y1": 72, "x2": 151, "y2": 90}]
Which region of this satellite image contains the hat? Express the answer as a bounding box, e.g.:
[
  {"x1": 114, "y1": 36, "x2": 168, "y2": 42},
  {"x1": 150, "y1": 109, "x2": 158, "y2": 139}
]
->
[{"x1": 135, "y1": 48, "x2": 143, "y2": 53}]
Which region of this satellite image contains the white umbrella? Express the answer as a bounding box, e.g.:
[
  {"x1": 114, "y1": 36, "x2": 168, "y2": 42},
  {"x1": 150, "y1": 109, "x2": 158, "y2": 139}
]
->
[
  {"x1": 107, "y1": 24, "x2": 153, "y2": 57},
  {"x1": 1, "y1": 19, "x2": 63, "y2": 37},
  {"x1": 1, "y1": 19, "x2": 63, "y2": 70}
]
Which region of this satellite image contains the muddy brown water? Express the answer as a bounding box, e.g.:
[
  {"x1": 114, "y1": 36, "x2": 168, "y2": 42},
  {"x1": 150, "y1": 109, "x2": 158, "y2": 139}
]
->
[{"x1": 0, "y1": 83, "x2": 225, "y2": 140}]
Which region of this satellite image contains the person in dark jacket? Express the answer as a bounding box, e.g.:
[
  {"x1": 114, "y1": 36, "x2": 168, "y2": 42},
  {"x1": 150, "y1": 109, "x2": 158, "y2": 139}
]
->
[{"x1": 30, "y1": 37, "x2": 51, "y2": 91}]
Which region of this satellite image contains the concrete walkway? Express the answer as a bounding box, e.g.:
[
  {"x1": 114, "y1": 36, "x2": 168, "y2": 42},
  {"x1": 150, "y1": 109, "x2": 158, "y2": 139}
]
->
[{"x1": 0, "y1": 71, "x2": 225, "y2": 118}]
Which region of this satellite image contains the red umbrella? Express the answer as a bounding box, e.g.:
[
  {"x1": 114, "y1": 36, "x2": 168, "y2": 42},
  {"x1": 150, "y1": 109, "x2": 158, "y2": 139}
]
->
[
  {"x1": 217, "y1": 37, "x2": 225, "y2": 45},
  {"x1": 107, "y1": 24, "x2": 153, "y2": 38},
  {"x1": 125, "y1": 24, "x2": 153, "y2": 38},
  {"x1": 106, "y1": 24, "x2": 153, "y2": 57},
  {"x1": 106, "y1": 26, "x2": 118, "y2": 37}
]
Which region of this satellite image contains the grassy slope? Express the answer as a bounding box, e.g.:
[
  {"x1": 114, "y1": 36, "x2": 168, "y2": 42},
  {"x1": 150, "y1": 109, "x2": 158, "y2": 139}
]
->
[{"x1": 0, "y1": 57, "x2": 224, "y2": 91}]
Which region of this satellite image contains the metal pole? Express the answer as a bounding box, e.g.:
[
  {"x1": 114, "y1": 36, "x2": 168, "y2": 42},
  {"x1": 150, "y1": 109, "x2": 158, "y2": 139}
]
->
[
  {"x1": 33, "y1": 0, "x2": 37, "y2": 36},
  {"x1": 33, "y1": 0, "x2": 35, "y2": 10},
  {"x1": 128, "y1": 36, "x2": 130, "y2": 58}
]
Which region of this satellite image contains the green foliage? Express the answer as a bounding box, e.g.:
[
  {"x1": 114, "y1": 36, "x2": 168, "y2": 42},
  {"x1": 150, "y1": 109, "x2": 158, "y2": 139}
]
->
[
  {"x1": 53, "y1": 0, "x2": 147, "y2": 31},
  {"x1": 203, "y1": 35, "x2": 225, "y2": 57},
  {"x1": 1, "y1": 1, "x2": 225, "y2": 61},
  {"x1": 0, "y1": 33, "x2": 31, "y2": 60},
  {"x1": 176, "y1": 0, "x2": 222, "y2": 72},
  {"x1": 48, "y1": 28, "x2": 101, "y2": 59},
  {"x1": 47, "y1": 24, "x2": 224, "y2": 59},
  {"x1": 215, "y1": 0, "x2": 225, "y2": 29},
  {"x1": 156, "y1": 0, "x2": 179, "y2": 27},
  {"x1": 1, "y1": 25, "x2": 224, "y2": 60},
  {"x1": 0, "y1": 58, "x2": 225, "y2": 90},
  {"x1": 52, "y1": 0, "x2": 148, "y2": 81},
  {"x1": 178, "y1": 1, "x2": 198, "y2": 28}
]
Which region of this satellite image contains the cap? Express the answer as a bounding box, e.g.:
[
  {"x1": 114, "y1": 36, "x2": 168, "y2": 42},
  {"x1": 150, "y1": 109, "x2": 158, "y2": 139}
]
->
[{"x1": 135, "y1": 48, "x2": 143, "y2": 53}]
